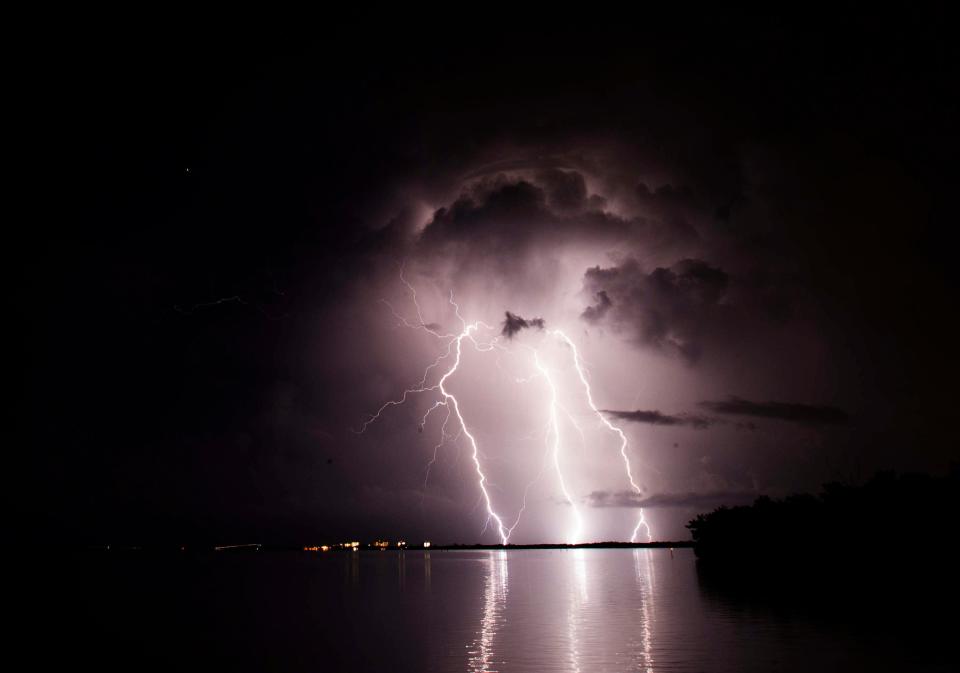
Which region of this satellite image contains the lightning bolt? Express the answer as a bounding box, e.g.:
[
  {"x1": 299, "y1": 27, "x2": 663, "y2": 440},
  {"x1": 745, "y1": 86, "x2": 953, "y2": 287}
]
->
[
  {"x1": 551, "y1": 329, "x2": 652, "y2": 542},
  {"x1": 533, "y1": 349, "x2": 583, "y2": 544},
  {"x1": 358, "y1": 277, "x2": 513, "y2": 544},
  {"x1": 438, "y1": 318, "x2": 511, "y2": 544},
  {"x1": 359, "y1": 271, "x2": 655, "y2": 544},
  {"x1": 422, "y1": 401, "x2": 454, "y2": 492}
]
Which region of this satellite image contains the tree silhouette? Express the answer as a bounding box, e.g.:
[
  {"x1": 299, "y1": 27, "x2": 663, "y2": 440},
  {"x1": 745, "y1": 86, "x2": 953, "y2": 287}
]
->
[{"x1": 687, "y1": 469, "x2": 959, "y2": 597}]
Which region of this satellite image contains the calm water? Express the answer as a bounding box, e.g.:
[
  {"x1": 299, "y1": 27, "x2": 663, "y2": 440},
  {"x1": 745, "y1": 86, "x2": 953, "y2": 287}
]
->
[{"x1": 20, "y1": 548, "x2": 949, "y2": 671}]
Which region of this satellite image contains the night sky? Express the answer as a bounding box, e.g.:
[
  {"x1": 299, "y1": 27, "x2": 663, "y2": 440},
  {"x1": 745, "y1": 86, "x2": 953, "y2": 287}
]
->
[{"x1": 14, "y1": 10, "x2": 959, "y2": 546}]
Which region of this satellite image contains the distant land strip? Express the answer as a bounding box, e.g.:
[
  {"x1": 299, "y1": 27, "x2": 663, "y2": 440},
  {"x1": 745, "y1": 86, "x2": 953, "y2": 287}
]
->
[{"x1": 73, "y1": 541, "x2": 694, "y2": 553}]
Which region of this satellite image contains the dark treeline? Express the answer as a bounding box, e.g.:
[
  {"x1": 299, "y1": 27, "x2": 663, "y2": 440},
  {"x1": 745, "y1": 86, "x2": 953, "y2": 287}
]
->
[{"x1": 688, "y1": 469, "x2": 959, "y2": 607}]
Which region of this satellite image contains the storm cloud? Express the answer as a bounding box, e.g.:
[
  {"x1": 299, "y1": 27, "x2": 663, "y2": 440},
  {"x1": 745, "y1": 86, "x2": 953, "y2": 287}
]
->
[
  {"x1": 21, "y1": 16, "x2": 956, "y2": 547},
  {"x1": 602, "y1": 409, "x2": 714, "y2": 429},
  {"x1": 587, "y1": 490, "x2": 758, "y2": 509},
  {"x1": 501, "y1": 311, "x2": 545, "y2": 338},
  {"x1": 698, "y1": 397, "x2": 849, "y2": 426},
  {"x1": 414, "y1": 169, "x2": 703, "y2": 287},
  {"x1": 581, "y1": 258, "x2": 731, "y2": 363}
]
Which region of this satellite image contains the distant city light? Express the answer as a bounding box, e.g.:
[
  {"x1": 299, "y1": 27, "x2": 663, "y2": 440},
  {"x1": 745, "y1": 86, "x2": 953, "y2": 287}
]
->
[{"x1": 305, "y1": 540, "x2": 429, "y2": 551}]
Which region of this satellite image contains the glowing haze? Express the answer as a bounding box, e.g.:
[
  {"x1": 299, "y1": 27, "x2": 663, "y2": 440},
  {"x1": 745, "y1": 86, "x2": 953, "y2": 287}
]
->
[
  {"x1": 21, "y1": 19, "x2": 956, "y2": 547},
  {"x1": 359, "y1": 265, "x2": 653, "y2": 543},
  {"x1": 343, "y1": 155, "x2": 852, "y2": 543}
]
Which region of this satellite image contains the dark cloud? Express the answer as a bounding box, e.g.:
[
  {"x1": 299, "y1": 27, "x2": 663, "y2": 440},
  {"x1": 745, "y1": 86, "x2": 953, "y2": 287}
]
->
[
  {"x1": 602, "y1": 409, "x2": 714, "y2": 429},
  {"x1": 536, "y1": 168, "x2": 588, "y2": 211},
  {"x1": 698, "y1": 396, "x2": 849, "y2": 426},
  {"x1": 587, "y1": 490, "x2": 757, "y2": 509},
  {"x1": 632, "y1": 182, "x2": 704, "y2": 235},
  {"x1": 581, "y1": 258, "x2": 729, "y2": 363},
  {"x1": 501, "y1": 311, "x2": 545, "y2": 338},
  {"x1": 581, "y1": 290, "x2": 612, "y2": 322},
  {"x1": 415, "y1": 171, "x2": 700, "y2": 286},
  {"x1": 420, "y1": 178, "x2": 550, "y2": 250}
]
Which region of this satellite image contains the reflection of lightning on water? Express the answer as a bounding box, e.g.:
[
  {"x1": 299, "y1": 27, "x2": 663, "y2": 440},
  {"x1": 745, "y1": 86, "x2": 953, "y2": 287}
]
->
[
  {"x1": 632, "y1": 549, "x2": 657, "y2": 672},
  {"x1": 469, "y1": 550, "x2": 508, "y2": 673},
  {"x1": 569, "y1": 548, "x2": 588, "y2": 673}
]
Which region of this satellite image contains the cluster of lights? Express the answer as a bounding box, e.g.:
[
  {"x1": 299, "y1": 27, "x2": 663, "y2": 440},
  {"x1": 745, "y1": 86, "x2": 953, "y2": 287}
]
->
[{"x1": 303, "y1": 540, "x2": 431, "y2": 551}]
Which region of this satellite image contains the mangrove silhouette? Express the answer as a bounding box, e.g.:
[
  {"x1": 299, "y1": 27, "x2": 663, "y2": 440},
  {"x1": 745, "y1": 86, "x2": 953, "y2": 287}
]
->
[{"x1": 687, "y1": 469, "x2": 959, "y2": 610}]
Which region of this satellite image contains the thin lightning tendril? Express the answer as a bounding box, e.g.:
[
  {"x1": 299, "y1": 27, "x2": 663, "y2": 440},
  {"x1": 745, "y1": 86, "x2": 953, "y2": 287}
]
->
[
  {"x1": 551, "y1": 329, "x2": 653, "y2": 542},
  {"x1": 534, "y1": 350, "x2": 583, "y2": 544},
  {"x1": 358, "y1": 276, "x2": 512, "y2": 544},
  {"x1": 438, "y1": 319, "x2": 510, "y2": 544},
  {"x1": 359, "y1": 272, "x2": 655, "y2": 544},
  {"x1": 422, "y1": 403, "x2": 452, "y2": 491}
]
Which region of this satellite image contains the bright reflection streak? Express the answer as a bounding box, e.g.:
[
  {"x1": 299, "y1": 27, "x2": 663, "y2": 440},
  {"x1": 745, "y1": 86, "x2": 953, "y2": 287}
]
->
[
  {"x1": 568, "y1": 549, "x2": 588, "y2": 673},
  {"x1": 468, "y1": 550, "x2": 509, "y2": 673},
  {"x1": 632, "y1": 549, "x2": 657, "y2": 672}
]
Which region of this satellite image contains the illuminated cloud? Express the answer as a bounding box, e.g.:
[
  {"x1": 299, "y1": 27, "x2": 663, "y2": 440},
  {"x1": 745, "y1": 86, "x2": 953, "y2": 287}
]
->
[
  {"x1": 601, "y1": 409, "x2": 714, "y2": 429},
  {"x1": 587, "y1": 490, "x2": 757, "y2": 509},
  {"x1": 580, "y1": 258, "x2": 730, "y2": 363}
]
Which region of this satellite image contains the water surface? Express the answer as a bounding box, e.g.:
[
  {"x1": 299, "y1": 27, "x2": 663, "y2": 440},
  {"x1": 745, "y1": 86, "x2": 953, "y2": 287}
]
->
[{"x1": 22, "y1": 548, "x2": 949, "y2": 671}]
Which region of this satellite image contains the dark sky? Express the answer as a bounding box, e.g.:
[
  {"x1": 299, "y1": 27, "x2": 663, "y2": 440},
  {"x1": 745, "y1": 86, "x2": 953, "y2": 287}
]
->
[{"x1": 13, "y1": 10, "x2": 959, "y2": 545}]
